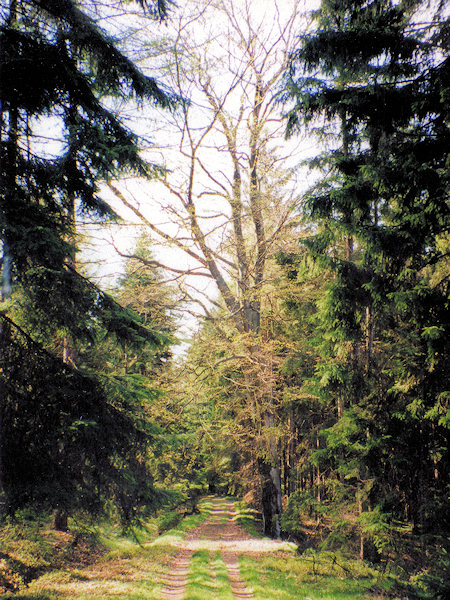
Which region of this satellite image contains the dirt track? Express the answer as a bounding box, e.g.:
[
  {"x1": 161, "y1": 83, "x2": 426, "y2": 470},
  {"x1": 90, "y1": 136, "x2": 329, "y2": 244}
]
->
[{"x1": 158, "y1": 497, "x2": 290, "y2": 599}]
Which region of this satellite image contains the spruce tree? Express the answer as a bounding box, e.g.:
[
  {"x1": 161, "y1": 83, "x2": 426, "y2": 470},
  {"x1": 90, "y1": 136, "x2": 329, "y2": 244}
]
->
[
  {"x1": 283, "y1": 0, "x2": 449, "y2": 558},
  {"x1": 0, "y1": 0, "x2": 174, "y2": 324},
  {"x1": 0, "y1": 0, "x2": 175, "y2": 516}
]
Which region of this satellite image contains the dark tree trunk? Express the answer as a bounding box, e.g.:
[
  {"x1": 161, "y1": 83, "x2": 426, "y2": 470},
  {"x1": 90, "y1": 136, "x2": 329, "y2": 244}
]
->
[
  {"x1": 0, "y1": 319, "x2": 10, "y2": 509},
  {"x1": 52, "y1": 508, "x2": 68, "y2": 531},
  {"x1": 259, "y1": 458, "x2": 281, "y2": 538},
  {"x1": 0, "y1": 0, "x2": 18, "y2": 505}
]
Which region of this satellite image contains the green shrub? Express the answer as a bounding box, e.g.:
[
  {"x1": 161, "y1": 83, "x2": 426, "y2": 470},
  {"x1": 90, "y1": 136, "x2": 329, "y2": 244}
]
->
[
  {"x1": 280, "y1": 492, "x2": 307, "y2": 541},
  {"x1": 157, "y1": 510, "x2": 181, "y2": 533},
  {"x1": 409, "y1": 546, "x2": 450, "y2": 600}
]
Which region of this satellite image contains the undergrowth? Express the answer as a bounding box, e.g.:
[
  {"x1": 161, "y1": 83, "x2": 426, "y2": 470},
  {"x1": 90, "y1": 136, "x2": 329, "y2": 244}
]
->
[{"x1": 0, "y1": 501, "x2": 211, "y2": 599}]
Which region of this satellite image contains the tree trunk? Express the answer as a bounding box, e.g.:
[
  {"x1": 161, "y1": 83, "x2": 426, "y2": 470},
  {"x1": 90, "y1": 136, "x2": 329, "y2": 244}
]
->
[
  {"x1": 365, "y1": 305, "x2": 374, "y2": 374},
  {"x1": 52, "y1": 190, "x2": 76, "y2": 528},
  {"x1": 261, "y1": 410, "x2": 282, "y2": 538},
  {"x1": 1, "y1": 0, "x2": 18, "y2": 506},
  {"x1": 259, "y1": 457, "x2": 282, "y2": 538},
  {"x1": 52, "y1": 508, "x2": 68, "y2": 531},
  {"x1": 288, "y1": 413, "x2": 295, "y2": 496},
  {"x1": 357, "y1": 480, "x2": 366, "y2": 560},
  {"x1": 0, "y1": 318, "x2": 10, "y2": 509},
  {"x1": 0, "y1": 245, "x2": 12, "y2": 506}
]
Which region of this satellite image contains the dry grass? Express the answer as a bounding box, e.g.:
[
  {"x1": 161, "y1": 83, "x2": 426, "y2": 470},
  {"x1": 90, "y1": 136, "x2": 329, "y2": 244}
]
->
[{"x1": 0, "y1": 539, "x2": 177, "y2": 600}]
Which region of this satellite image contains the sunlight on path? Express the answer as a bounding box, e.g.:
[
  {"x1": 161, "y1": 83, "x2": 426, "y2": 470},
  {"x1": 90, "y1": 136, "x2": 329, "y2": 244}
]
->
[
  {"x1": 176, "y1": 538, "x2": 295, "y2": 552},
  {"x1": 223, "y1": 551, "x2": 255, "y2": 599},
  {"x1": 159, "y1": 550, "x2": 192, "y2": 599},
  {"x1": 157, "y1": 497, "x2": 292, "y2": 599}
]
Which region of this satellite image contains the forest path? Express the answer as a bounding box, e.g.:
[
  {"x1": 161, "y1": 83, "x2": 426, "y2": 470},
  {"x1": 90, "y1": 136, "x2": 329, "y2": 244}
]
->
[{"x1": 158, "y1": 496, "x2": 292, "y2": 600}]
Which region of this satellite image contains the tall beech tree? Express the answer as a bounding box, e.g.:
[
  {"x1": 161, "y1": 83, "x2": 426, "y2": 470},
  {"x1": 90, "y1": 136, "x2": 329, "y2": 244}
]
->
[
  {"x1": 109, "y1": 0, "x2": 304, "y2": 537},
  {"x1": 283, "y1": 0, "x2": 449, "y2": 558},
  {"x1": 0, "y1": 0, "x2": 174, "y2": 516}
]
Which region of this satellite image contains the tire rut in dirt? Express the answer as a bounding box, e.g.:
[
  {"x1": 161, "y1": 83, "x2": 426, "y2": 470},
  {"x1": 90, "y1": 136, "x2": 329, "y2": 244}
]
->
[
  {"x1": 158, "y1": 549, "x2": 192, "y2": 600},
  {"x1": 223, "y1": 550, "x2": 254, "y2": 599},
  {"x1": 158, "y1": 498, "x2": 255, "y2": 599}
]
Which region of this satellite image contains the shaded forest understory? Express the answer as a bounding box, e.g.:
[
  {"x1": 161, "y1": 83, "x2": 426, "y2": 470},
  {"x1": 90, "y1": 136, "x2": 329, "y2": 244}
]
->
[
  {"x1": 0, "y1": 0, "x2": 449, "y2": 599},
  {"x1": 0, "y1": 497, "x2": 441, "y2": 599}
]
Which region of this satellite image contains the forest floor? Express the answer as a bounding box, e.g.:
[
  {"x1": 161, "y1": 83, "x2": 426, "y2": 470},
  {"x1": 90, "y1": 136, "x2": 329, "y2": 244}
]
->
[{"x1": 0, "y1": 497, "x2": 404, "y2": 600}]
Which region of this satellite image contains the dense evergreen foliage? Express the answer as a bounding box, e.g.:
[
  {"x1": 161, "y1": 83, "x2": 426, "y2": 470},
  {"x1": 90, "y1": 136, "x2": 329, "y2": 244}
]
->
[
  {"x1": 0, "y1": 0, "x2": 174, "y2": 520},
  {"x1": 276, "y1": 0, "x2": 449, "y2": 592},
  {"x1": 0, "y1": 0, "x2": 173, "y2": 316}
]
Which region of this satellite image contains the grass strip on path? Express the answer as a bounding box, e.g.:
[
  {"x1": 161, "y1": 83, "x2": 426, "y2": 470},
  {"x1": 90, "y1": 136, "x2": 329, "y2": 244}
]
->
[
  {"x1": 185, "y1": 550, "x2": 217, "y2": 600},
  {"x1": 185, "y1": 550, "x2": 235, "y2": 600},
  {"x1": 211, "y1": 552, "x2": 234, "y2": 600}
]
